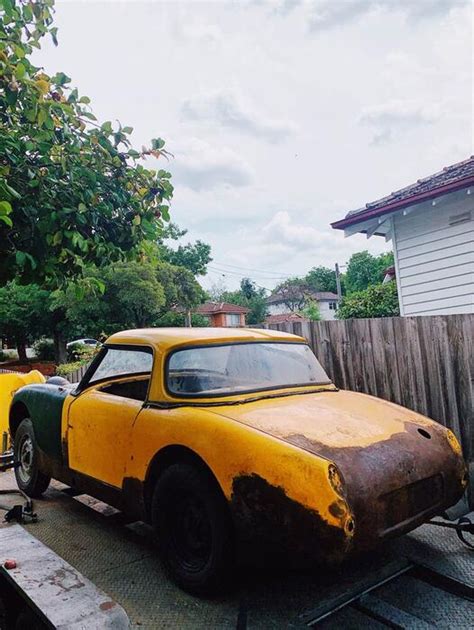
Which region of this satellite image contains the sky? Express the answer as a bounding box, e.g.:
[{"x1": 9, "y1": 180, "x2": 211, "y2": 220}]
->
[{"x1": 35, "y1": 0, "x2": 473, "y2": 291}]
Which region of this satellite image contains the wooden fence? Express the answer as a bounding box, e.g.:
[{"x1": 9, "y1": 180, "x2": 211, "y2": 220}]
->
[
  {"x1": 64, "y1": 363, "x2": 89, "y2": 383},
  {"x1": 266, "y1": 315, "x2": 474, "y2": 465}
]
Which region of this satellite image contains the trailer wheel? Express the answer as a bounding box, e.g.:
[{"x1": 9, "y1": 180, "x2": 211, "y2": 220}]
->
[
  {"x1": 151, "y1": 463, "x2": 234, "y2": 596},
  {"x1": 14, "y1": 419, "x2": 51, "y2": 498}
]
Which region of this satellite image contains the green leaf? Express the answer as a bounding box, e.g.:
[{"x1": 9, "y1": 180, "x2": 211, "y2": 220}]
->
[
  {"x1": 14, "y1": 62, "x2": 26, "y2": 79},
  {"x1": 0, "y1": 215, "x2": 13, "y2": 227},
  {"x1": 0, "y1": 201, "x2": 12, "y2": 215},
  {"x1": 79, "y1": 96, "x2": 91, "y2": 104},
  {"x1": 132, "y1": 215, "x2": 141, "y2": 226},
  {"x1": 152, "y1": 138, "x2": 165, "y2": 150},
  {"x1": 15, "y1": 251, "x2": 26, "y2": 266},
  {"x1": 122, "y1": 126, "x2": 133, "y2": 134}
]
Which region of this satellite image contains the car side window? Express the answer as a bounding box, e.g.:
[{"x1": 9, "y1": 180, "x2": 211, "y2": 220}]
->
[
  {"x1": 99, "y1": 378, "x2": 150, "y2": 402},
  {"x1": 88, "y1": 347, "x2": 153, "y2": 385}
]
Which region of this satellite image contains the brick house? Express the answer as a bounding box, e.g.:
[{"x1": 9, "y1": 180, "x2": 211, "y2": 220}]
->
[{"x1": 195, "y1": 302, "x2": 250, "y2": 327}]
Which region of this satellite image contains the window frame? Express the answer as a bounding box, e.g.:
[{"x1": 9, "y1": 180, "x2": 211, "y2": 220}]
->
[
  {"x1": 164, "y1": 340, "x2": 332, "y2": 400},
  {"x1": 74, "y1": 343, "x2": 155, "y2": 397}
]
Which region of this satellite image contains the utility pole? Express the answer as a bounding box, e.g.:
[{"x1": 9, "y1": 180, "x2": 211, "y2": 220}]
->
[{"x1": 335, "y1": 263, "x2": 342, "y2": 300}]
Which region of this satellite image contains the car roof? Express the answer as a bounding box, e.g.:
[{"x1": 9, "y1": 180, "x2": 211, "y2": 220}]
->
[{"x1": 105, "y1": 327, "x2": 305, "y2": 351}]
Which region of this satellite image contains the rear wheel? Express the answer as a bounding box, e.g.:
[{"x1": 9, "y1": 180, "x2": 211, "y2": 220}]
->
[
  {"x1": 14, "y1": 419, "x2": 51, "y2": 498},
  {"x1": 151, "y1": 463, "x2": 234, "y2": 596}
]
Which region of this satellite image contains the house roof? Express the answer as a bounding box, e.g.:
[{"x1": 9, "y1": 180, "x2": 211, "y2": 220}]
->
[
  {"x1": 195, "y1": 302, "x2": 250, "y2": 315},
  {"x1": 266, "y1": 291, "x2": 339, "y2": 304},
  {"x1": 332, "y1": 156, "x2": 474, "y2": 231},
  {"x1": 264, "y1": 313, "x2": 308, "y2": 325}
]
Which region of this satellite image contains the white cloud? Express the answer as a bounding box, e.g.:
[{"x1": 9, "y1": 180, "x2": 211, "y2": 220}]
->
[
  {"x1": 262, "y1": 0, "x2": 469, "y2": 32},
  {"x1": 263, "y1": 210, "x2": 335, "y2": 250},
  {"x1": 359, "y1": 100, "x2": 441, "y2": 145},
  {"x1": 181, "y1": 88, "x2": 297, "y2": 143},
  {"x1": 170, "y1": 138, "x2": 253, "y2": 192}
]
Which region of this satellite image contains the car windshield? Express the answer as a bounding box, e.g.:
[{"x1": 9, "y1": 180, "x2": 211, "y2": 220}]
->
[{"x1": 167, "y1": 342, "x2": 331, "y2": 397}]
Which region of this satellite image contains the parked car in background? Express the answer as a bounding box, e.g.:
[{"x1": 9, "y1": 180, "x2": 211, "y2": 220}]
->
[
  {"x1": 7, "y1": 327, "x2": 468, "y2": 595},
  {"x1": 66, "y1": 338, "x2": 100, "y2": 350}
]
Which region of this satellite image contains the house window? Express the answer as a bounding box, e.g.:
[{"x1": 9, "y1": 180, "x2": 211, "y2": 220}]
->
[
  {"x1": 329, "y1": 302, "x2": 338, "y2": 310},
  {"x1": 226, "y1": 313, "x2": 241, "y2": 327}
]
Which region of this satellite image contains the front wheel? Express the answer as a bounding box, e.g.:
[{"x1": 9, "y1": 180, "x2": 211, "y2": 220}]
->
[
  {"x1": 151, "y1": 463, "x2": 235, "y2": 596},
  {"x1": 14, "y1": 419, "x2": 51, "y2": 498}
]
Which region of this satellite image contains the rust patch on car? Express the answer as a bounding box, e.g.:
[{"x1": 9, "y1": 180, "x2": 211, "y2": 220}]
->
[
  {"x1": 285, "y1": 422, "x2": 467, "y2": 548},
  {"x1": 100, "y1": 600, "x2": 116, "y2": 611},
  {"x1": 230, "y1": 473, "x2": 350, "y2": 567}
]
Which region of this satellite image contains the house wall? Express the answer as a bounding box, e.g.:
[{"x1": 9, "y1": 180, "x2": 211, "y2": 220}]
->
[
  {"x1": 267, "y1": 300, "x2": 338, "y2": 320},
  {"x1": 209, "y1": 312, "x2": 246, "y2": 327},
  {"x1": 318, "y1": 301, "x2": 338, "y2": 321},
  {"x1": 393, "y1": 190, "x2": 474, "y2": 316},
  {"x1": 267, "y1": 303, "x2": 291, "y2": 315}
]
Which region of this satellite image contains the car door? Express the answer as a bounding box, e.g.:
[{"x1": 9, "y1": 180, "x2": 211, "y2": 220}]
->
[{"x1": 66, "y1": 345, "x2": 153, "y2": 488}]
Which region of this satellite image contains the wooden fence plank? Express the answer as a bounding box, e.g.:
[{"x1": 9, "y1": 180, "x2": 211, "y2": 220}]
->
[{"x1": 265, "y1": 313, "x2": 473, "y2": 466}]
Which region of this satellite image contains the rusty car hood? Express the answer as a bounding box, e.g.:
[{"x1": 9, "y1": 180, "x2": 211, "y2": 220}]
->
[{"x1": 209, "y1": 388, "x2": 441, "y2": 451}]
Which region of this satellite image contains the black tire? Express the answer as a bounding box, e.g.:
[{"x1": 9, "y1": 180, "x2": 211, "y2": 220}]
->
[
  {"x1": 15, "y1": 608, "x2": 46, "y2": 630},
  {"x1": 151, "y1": 463, "x2": 235, "y2": 596},
  {"x1": 14, "y1": 419, "x2": 51, "y2": 498}
]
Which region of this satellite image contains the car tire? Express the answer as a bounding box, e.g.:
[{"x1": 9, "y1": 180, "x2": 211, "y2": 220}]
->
[
  {"x1": 151, "y1": 463, "x2": 235, "y2": 596},
  {"x1": 15, "y1": 608, "x2": 45, "y2": 630},
  {"x1": 14, "y1": 419, "x2": 51, "y2": 498}
]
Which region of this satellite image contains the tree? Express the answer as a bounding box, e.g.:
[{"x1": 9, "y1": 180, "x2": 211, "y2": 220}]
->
[
  {"x1": 0, "y1": 1, "x2": 173, "y2": 286},
  {"x1": 221, "y1": 278, "x2": 267, "y2": 325},
  {"x1": 344, "y1": 251, "x2": 394, "y2": 294},
  {"x1": 157, "y1": 223, "x2": 212, "y2": 276},
  {"x1": 53, "y1": 260, "x2": 205, "y2": 341},
  {"x1": 272, "y1": 278, "x2": 310, "y2": 312},
  {"x1": 300, "y1": 299, "x2": 322, "y2": 321},
  {"x1": 336, "y1": 281, "x2": 399, "y2": 319},
  {"x1": 0, "y1": 282, "x2": 51, "y2": 360},
  {"x1": 305, "y1": 266, "x2": 337, "y2": 293}
]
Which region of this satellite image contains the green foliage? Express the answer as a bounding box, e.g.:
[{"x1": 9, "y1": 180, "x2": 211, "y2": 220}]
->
[
  {"x1": 53, "y1": 260, "x2": 205, "y2": 338},
  {"x1": 155, "y1": 312, "x2": 209, "y2": 328},
  {"x1": 156, "y1": 223, "x2": 212, "y2": 276},
  {"x1": 220, "y1": 278, "x2": 267, "y2": 325},
  {"x1": 0, "y1": 349, "x2": 8, "y2": 361},
  {"x1": 344, "y1": 251, "x2": 394, "y2": 294},
  {"x1": 0, "y1": 1, "x2": 173, "y2": 285},
  {"x1": 56, "y1": 360, "x2": 84, "y2": 377},
  {"x1": 0, "y1": 281, "x2": 51, "y2": 358},
  {"x1": 300, "y1": 299, "x2": 322, "y2": 321},
  {"x1": 336, "y1": 281, "x2": 399, "y2": 319},
  {"x1": 305, "y1": 266, "x2": 337, "y2": 293},
  {"x1": 32, "y1": 336, "x2": 55, "y2": 360}
]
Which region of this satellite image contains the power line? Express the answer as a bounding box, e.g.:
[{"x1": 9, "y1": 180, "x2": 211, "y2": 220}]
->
[
  {"x1": 212, "y1": 260, "x2": 293, "y2": 278},
  {"x1": 208, "y1": 265, "x2": 289, "y2": 281}
]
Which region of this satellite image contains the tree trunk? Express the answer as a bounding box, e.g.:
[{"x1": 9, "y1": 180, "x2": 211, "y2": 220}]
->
[
  {"x1": 185, "y1": 310, "x2": 192, "y2": 327},
  {"x1": 16, "y1": 340, "x2": 28, "y2": 363},
  {"x1": 53, "y1": 329, "x2": 67, "y2": 365}
]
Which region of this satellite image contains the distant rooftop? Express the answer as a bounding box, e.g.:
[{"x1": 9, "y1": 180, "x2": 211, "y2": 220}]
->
[
  {"x1": 196, "y1": 302, "x2": 250, "y2": 315},
  {"x1": 265, "y1": 313, "x2": 308, "y2": 325},
  {"x1": 266, "y1": 291, "x2": 339, "y2": 305},
  {"x1": 332, "y1": 156, "x2": 474, "y2": 231}
]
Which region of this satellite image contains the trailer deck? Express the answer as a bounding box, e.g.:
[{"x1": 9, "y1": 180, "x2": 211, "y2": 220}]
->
[{"x1": 0, "y1": 470, "x2": 472, "y2": 629}]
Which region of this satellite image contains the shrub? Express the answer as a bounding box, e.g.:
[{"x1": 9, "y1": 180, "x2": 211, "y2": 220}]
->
[
  {"x1": 33, "y1": 338, "x2": 55, "y2": 361},
  {"x1": 56, "y1": 361, "x2": 85, "y2": 378},
  {"x1": 337, "y1": 281, "x2": 399, "y2": 319}
]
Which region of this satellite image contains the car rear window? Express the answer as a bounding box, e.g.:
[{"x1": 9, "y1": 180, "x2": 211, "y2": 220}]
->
[{"x1": 167, "y1": 342, "x2": 330, "y2": 397}]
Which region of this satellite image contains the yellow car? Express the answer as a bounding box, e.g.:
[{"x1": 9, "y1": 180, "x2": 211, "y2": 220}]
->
[{"x1": 8, "y1": 328, "x2": 468, "y2": 594}]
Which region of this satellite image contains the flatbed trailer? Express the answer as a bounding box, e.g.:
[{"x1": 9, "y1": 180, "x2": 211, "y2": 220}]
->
[{"x1": 0, "y1": 470, "x2": 473, "y2": 629}]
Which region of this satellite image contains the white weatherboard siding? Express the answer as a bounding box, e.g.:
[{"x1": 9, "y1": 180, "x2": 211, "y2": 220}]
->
[{"x1": 392, "y1": 191, "x2": 474, "y2": 316}]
